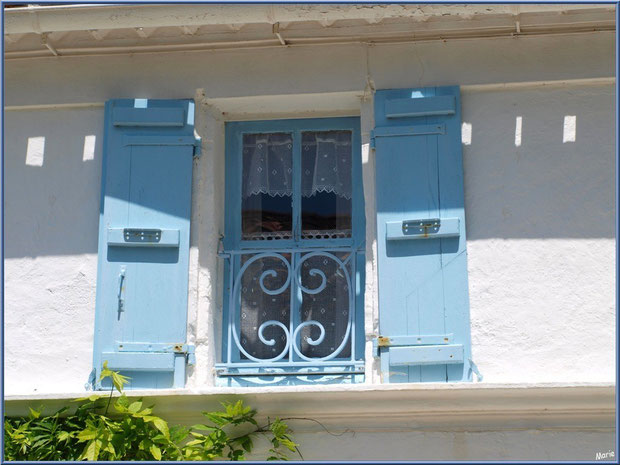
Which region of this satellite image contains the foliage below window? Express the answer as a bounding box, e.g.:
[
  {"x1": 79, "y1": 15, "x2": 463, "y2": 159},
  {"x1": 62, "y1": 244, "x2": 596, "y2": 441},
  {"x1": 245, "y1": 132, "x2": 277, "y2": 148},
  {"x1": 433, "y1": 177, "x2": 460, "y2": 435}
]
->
[{"x1": 4, "y1": 363, "x2": 298, "y2": 461}]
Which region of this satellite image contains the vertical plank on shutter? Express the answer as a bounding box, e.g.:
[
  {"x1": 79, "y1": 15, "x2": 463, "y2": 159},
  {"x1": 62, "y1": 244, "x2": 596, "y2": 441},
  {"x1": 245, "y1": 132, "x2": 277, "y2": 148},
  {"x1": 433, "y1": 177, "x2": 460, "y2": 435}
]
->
[{"x1": 433, "y1": 86, "x2": 472, "y2": 382}]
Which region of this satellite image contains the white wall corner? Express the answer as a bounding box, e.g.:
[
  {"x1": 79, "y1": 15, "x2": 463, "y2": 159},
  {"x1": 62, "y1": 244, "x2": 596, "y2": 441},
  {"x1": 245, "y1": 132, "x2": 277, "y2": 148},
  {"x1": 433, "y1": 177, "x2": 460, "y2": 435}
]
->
[
  {"x1": 360, "y1": 97, "x2": 380, "y2": 384},
  {"x1": 191, "y1": 89, "x2": 227, "y2": 387}
]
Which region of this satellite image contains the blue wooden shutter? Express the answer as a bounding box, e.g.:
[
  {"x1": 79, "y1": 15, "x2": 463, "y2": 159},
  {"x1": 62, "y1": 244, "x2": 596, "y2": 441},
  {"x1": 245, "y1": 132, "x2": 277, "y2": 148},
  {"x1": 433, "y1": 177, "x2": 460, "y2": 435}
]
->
[
  {"x1": 92, "y1": 99, "x2": 199, "y2": 390},
  {"x1": 373, "y1": 86, "x2": 472, "y2": 383}
]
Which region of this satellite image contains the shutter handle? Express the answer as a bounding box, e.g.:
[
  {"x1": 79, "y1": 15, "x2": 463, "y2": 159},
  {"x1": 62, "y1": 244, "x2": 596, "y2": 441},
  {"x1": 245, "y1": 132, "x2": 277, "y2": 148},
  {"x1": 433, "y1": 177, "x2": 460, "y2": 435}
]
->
[{"x1": 117, "y1": 267, "x2": 126, "y2": 317}]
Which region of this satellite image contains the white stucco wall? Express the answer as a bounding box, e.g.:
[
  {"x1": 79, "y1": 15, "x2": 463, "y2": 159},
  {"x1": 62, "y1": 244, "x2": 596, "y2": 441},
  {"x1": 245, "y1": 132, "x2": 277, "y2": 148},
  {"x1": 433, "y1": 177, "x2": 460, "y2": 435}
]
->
[
  {"x1": 3, "y1": 31, "x2": 615, "y2": 395},
  {"x1": 462, "y1": 85, "x2": 616, "y2": 383}
]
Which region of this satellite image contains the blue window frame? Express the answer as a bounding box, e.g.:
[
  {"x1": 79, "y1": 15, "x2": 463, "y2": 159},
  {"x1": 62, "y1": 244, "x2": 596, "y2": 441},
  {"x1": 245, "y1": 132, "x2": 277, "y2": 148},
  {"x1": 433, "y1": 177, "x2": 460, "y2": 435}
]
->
[{"x1": 218, "y1": 117, "x2": 365, "y2": 386}]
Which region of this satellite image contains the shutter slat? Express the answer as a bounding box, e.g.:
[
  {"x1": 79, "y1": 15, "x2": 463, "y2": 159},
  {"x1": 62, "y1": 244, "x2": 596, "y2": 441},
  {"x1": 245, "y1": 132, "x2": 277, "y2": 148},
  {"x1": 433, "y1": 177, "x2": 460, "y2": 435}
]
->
[
  {"x1": 385, "y1": 95, "x2": 455, "y2": 118},
  {"x1": 102, "y1": 352, "x2": 176, "y2": 372},
  {"x1": 389, "y1": 344, "x2": 464, "y2": 366},
  {"x1": 112, "y1": 107, "x2": 184, "y2": 127}
]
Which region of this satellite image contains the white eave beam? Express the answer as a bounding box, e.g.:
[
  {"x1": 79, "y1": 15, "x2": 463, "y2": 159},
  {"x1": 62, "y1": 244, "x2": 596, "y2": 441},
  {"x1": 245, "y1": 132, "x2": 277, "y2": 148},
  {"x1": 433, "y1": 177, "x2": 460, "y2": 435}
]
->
[{"x1": 4, "y1": 4, "x2": 615, "y2": 35}]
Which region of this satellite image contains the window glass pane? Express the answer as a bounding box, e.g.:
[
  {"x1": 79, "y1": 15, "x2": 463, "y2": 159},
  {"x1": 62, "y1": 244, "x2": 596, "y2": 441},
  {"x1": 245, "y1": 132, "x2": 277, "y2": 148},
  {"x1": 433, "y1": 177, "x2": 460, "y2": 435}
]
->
[
  {"x1": 242, "y1": 133, "x2": 293, "y2": 241},
  {"x1": 301, "y1": 131, "x2": 352, "y2": 239}
]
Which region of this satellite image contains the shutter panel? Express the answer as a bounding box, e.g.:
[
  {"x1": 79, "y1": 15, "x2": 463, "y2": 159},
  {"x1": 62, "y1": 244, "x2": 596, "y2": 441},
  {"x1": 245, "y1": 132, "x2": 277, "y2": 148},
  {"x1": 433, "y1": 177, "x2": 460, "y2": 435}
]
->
[
  {"x1": 373, "y1": 86, "x2": 472, "y2": 383},
  {"x1": 93, "y1": 99, "x2": 199, "y2": 390}
]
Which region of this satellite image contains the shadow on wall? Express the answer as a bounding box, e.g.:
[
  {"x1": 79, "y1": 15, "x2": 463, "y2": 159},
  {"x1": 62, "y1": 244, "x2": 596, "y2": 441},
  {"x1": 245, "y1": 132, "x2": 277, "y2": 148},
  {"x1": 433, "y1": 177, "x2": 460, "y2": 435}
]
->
[
  {"x1": 461, "y1": 85, "x2": 615, "y2": 240},
  {"x1": 4, "y1": 108, "x2": 104, "y2": 258},
  {"x1": 3, "y1": 86, "x2": 615, "y2": 260}
]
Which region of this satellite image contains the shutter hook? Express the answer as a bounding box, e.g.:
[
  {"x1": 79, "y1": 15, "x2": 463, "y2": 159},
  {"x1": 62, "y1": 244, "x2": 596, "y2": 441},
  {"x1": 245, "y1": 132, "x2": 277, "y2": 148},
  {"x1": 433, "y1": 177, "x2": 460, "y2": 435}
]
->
[{"x1": 117, "y1": 267, "x2": 126, "y2": 318}]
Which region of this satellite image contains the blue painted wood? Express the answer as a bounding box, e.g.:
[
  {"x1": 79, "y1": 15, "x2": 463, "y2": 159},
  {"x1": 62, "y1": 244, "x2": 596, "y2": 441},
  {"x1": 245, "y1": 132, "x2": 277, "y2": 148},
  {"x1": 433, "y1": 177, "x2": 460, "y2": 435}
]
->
[
  {"x1": 112, "y1": 107, "x2": 185, "y2": 127},
  {"x1": 374, "y1": 87, "x2": 472, "y2": 383},
  {"x1": 385, "y1": 217, "x2": 460, "y2": 241},
  {"x1": 373, "y1": 124, "x2": 445, "y2": 138},
  {"x1": 93, "y1": 99, "x2": 196, "y2": 390},
  {"x1": 222, "y1": 117, "x2": 366, "y2": 387},
  {"x1": 389, "y1": 344, "x2": 464, "y2": 366},
  {"x1": 385, "y1": 95, "x2": 456, "y2": 118},
  {"x1": 101, "y1": 352, "x2": 176, "y2": 371},
  {"x1": 122, "y1": 135, "x2": 197, "y2": 146}
]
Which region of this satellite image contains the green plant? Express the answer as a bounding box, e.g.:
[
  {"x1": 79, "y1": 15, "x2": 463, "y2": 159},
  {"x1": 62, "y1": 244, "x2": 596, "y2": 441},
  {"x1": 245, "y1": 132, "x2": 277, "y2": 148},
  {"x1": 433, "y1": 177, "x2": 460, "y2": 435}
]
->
[{"x1": 4, "y1": 364, "x2": 298, "y2": 461}]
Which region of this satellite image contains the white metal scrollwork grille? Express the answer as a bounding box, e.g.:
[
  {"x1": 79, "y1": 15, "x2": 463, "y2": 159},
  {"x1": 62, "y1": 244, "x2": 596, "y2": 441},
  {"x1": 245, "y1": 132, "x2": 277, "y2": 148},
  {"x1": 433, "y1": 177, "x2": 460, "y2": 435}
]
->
[{"x1": 219, "y1": 248, "x2": 359, "y2": 374}]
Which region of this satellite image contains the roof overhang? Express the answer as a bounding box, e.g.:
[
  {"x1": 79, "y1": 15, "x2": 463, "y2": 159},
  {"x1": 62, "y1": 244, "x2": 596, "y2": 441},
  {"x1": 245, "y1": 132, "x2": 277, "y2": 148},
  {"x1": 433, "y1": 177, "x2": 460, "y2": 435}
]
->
[{"x1": 3, "y1": 3, "x2": 616, "y2": 59}]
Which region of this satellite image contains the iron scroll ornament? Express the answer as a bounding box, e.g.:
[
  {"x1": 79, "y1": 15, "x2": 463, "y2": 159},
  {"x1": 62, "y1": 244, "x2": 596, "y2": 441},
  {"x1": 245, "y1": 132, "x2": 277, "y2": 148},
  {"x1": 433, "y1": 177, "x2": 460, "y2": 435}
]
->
[{"x1": 228, "y1": 251, "x2": 354, "y2": 364}]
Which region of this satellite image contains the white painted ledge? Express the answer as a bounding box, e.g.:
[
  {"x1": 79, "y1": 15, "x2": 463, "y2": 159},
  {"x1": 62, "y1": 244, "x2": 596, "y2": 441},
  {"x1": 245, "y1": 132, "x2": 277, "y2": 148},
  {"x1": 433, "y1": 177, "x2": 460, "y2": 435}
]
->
[{"x1": 5, "y1": 382, "x2": 615, "y2": 432}]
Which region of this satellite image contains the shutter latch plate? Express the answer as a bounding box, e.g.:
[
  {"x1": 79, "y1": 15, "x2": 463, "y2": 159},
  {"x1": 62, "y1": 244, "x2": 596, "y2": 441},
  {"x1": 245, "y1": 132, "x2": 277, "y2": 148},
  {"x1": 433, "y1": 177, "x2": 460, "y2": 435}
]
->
[
  {"x1": 372, "y1": 333, "x2": 453, "y2": 357},
  {"x1": 115, "y1": 342, "x2": 196, "y2": 366}
]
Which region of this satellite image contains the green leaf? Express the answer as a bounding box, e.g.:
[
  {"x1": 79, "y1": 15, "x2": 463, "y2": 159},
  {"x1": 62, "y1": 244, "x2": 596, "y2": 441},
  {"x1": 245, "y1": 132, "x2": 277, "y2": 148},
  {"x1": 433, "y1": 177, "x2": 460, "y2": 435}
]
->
[
  {"x1": 191, "y1": 423, "x2": 216, "y2": 431},
  {"x1": 28, "y1": 407, "x2": 41, "y2": 419},
  {"x1": 81, "y1": 439, "x2": 101, "y2": 461},
  {"x1": 170, "y1": 425, "x2": 190, "y2": 443},
  {"x1": 184, "y1": 439, "x2": 204, "y2": 446},
  {"x1": 77, "y1": 429, "x2": 97, "y2": 442},
  {"x1": 111, "y1": 372, "x2": 130, "y2": 393},
  {"x1": 57, "y1": 431, "x2": 71, "y2": 442},
  {"x1": 152, "y1": 418, "x2": 169, "y2": 439},
  {"x1": 203, "y1": 412, "x2": 229, "y2": 426},
  {"x1": 104, "y1": 441, "x2": 115, "y2": 456},
  {"x1": 150, "y1": 444, "x2": 162, "y2": 460},
  {"x1": 271, "y1": 420, "x2": 287, "y2": 437},
  {"x1": 139, "y1": 439, "x2": 152, "y2": 451},
  {"x1": 281, "y1": 438, "x2": 297, "y2": 452},
  {"x1": 241, "y1": 436, "x2": 253, "y2": 452},
  {"x1": 99, "y1": 361, "x2": 113, "y2": 381},
  {"x1": 127, "y1": 401, "x2": 143, "y2": 413}
]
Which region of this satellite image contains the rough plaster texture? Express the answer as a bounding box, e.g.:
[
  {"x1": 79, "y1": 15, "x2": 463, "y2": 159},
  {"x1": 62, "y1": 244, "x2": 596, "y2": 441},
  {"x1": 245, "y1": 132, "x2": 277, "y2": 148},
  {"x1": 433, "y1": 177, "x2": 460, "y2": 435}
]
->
[
  {"x1": 4, "y1": 108, "x2": 104, "y2": 393},
  {"x1": 3, "y1": 33, "x2": 615, "y2": 397},
  {"x1": 462, "y1": 85, "x2": 616, "y2": 383}
]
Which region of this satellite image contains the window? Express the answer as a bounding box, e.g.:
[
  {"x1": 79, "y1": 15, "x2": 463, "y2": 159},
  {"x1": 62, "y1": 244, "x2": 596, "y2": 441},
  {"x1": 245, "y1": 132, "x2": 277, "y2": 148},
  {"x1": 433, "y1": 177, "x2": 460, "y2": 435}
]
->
[{"x1": 219, "y1": 118, "x2": 365, "y2": 385}]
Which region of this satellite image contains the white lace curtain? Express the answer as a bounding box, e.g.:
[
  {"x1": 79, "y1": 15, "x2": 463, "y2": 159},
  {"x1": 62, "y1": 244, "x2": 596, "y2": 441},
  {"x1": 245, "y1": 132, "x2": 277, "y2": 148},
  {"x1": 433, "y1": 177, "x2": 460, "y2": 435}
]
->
[{"x1": 242, "y1": 131, "x2": 352, "y2": 199}]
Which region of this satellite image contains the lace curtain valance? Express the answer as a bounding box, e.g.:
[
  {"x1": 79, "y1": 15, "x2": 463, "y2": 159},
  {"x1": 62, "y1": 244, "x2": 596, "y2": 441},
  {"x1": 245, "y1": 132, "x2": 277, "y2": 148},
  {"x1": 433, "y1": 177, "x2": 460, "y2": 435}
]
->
[{"x1": 242, "y1": 131, "x2": 352, "y2": 199}]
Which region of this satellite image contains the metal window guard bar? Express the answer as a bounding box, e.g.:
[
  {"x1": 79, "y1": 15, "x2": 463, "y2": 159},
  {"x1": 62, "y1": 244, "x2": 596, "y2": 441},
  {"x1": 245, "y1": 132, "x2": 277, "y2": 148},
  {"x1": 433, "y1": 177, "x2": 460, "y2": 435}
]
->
[{"x1": 217, "y1": 245, "x2": 363, "y2": 377}]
